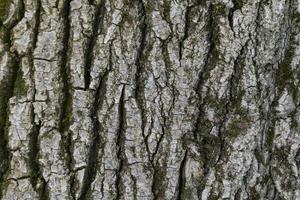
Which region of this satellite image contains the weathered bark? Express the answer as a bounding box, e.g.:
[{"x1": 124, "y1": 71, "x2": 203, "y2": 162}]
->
[{"x1": 0, "y1": 0, "x2": 300, "y2": 199}]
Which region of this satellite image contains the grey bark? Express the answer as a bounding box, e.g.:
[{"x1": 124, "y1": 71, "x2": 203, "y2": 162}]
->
[{"x1": 0, "y1": 0, "x2": 300, "y2": 199}]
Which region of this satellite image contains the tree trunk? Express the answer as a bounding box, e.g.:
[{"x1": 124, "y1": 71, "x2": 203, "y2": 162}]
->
[{"x1": 0, "y1": 0, "x2": 300, "y2": 199}]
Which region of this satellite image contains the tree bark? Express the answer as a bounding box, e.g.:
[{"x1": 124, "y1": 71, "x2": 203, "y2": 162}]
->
[{"x1": 0, "y1": 0, "x2": 300, "y2": 199}]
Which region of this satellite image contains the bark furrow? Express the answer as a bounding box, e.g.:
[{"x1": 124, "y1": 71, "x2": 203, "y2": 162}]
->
[{"x1": 0, "y1": 0, "x2": 300, "y2": 199}]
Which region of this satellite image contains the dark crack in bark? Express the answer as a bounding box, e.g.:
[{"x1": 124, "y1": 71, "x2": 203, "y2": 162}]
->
[
  {"x1": 179, "y1": 4, "x2": 193, "y2": 63},
  {"x1": 176, "y1": 150, "x2": 187, "y2": 200},
  {"x1": 30, "y1": 0, "x2": 41, "y2": 53},
  {"x1": 216, "y1": 38, "x2": 250, "y2": 164},
  {"x1": 115, "y1": 85, "x2": 126, "y2": 200},
  {"x1": 28, "y1": 118, "x2": 50, "y2": 200},
  {"x1": 228, "y1": 0, "x2": 243, "y2": 34},
  {"x1": 134, "y1": 0, "x2": 151, "y2": 161},
  {"x1": 78, "y1": 62, "x2": 110, "y2": 200},
  {"x1": 84, "y1": 0, "x2": 106, "y2": 90},
  {"x1": 0, "y1": 0, "x2": 25, "y2": 190},
  {"x1": 0, "y1": 52, "x2": 21, "y2": 199},
  {"x1": 0, "y1": 0, "x2": 299, "y2": 199},
  {"x1": 193, "y1": 3, "x2": 220, "y2": 176},
  {"x1": 178, "y1": 1, "x2": 203, "y2": 62},
  {"x1": 57, "y1": 0, "x2": 75, "y2": 198},
  {"x1": 151, "y1": 103, "x2": 169, "y2": 199},
  {"x1": 26, "y1": 1, "x2": 49, "y2": 198},
  {"x1": 151, "y1": 150, "x2": 167, "y2": 200},
  {"x1": 150, "y1": 35, "x2": 178, "y2": 198},
  {"x1": 195, "y1": 3, "x2": 219, "y2": 94},
  {"x1": 150, "y1": 110, "x2": 167, "y2": 199}
]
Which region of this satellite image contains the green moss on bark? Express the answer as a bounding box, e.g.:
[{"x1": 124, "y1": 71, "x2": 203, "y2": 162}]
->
[
  {"x1": 152, "y1": 162, "x2": 167, "y2": 199},
  {"x1": 225, "y1": 115, "x2": 252, "y2": 139},
  {"x1": 0, "y1": 0, "x2": 8, "y2": 21},
  {"x1": 13, "y1": 67, "x2": 28, "y2": 97}
]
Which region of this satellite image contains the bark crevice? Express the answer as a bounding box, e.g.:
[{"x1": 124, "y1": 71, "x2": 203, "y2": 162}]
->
[
  {"x1": 115, "y1": 85, "x2": 126, "y2": 200},
  {"x1": 0, "y1": 51, "x2": 21, "y2": 198},
  {"x1": 176, "y1": 150, "x2": 187, "y2": 200},
  {"x1": 28, "y1": 118, "x2": 50, "y2": 200},
  {"x1": 84, "y1": 0, "x2": 106, "y2": 90},
  {"x1": 78, "y1": 66, "x2": 110, "y2": 200},
  {"x1": 57, "y1": 0, "x2": 75, "y2": 198},
  {"x1": 134, "y1": 0, "x2": 150, "y2": 162},
  {"x1": 193, "y1": 3, "x2": 220, "y2": 176},
  {"x1": 228, "y1": 0, "x2": 243, "y2": 34},
  {"x1": 0, "y1": 0, "x2": 25, "y2": 187}
]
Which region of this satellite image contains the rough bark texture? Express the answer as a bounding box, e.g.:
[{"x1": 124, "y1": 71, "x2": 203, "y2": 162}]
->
[{"x1": 0, "y1": 0, "x2": 300, "y2": 199}]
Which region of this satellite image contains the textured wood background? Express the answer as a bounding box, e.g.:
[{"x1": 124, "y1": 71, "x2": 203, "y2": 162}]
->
[{"x1": 0, "y1": 0, "x2": 300, "y2": 199}]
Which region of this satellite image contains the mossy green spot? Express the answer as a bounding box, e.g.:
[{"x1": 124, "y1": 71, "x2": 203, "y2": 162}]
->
[
  {"x1": 13, "y1": 67, "x2": 28, "y2": 97},
  {"x1": 225, "y1": 115, "x2": 253, "y2": 139},
  {"x1": 0, "y1": 0, "x2": 8, "y2": 22}
]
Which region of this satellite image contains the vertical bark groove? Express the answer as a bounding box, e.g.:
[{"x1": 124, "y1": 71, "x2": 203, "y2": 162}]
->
[
  {"x1": 84, "y1": 0, "x2": 106, "y2": 90},
  {"x1": 115, "y1": 85, "x2": 126, "y2": 200},
  {"x1": 134, "y1": 0, "x2": 150, "y2": 160},
  {"x1": 193, "y1": 3, "x2": 219, "y2": 175},
  {"x1": 27, "y1": 0, "x2": 47, "y2": 198},
  {"x1": 228, "y1": 0, "x2": 243, "y2": 34},
  {"x1": 0, "y1": 1, "x2": 25, "y2": 191},
  {"x1": 58, "y1": 0, "x2": 74, "y2": 198},
  {"x1": 176, "y1": 150, "x2": 187, "y2": 200},
  {"x1": 78, "y1": 68, "x2": 110, "y2": 200},
  {"x1": 1, "y1": 0, "x2": 300, "y2": 199},
  {"x1": 0, "y1": 52, "x2": 20, "y2": 198},
  {"x1": 28, "y1": 118, "x2": 50, "y2": 200}
]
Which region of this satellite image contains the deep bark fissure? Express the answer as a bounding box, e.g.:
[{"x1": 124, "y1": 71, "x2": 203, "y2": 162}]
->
[
  {"x1": 27, "y1": 0, "x2": 41, "y2": 89},
  {"x1": 151, "y1": 126, "x2": 165, "y2": 164},
  {"x1": 192, "y1": 4, "x2": 219, "y2": 175},
  {"x1": 134, "y1": 0, "x2": 150, "y2": 161},
  {"x1": 1, "y1": 0, "x2": 300, "y2": 198},
  {"x1": 251, "y1": 0, "x2": 264, "y2": 150},
  {"x1": 149, "y1": 36, "x2": 178, "y2": 199},
  {"x1": 150, "y1": 146, "x2": 167, "y2": 200},
  {"x1": 84, "y1": 0, "x2": 106, "y2": 90},
  {"x1": 78, "y1": 66, "x2": 110, "y2": 200},
  {"x1": 115, "y1": 85, "x2": 126, "y2": 200},
  {"x1": 216, "y1": 38, "x2": 250, "y2": 164},
  {"x1": 58, "y1": 0, "x2": 72, "y2": 147},
  {"x1": 179, "y1": 5, "x2": 192, "y2": 62},
  {"x1": 195, "y1": 3, "x2": 217, "y2": 95},
  {"x1": 26, "y1": 1, "x2": 49, "y2": 198},
  {"x1": 233, "y1": 188, "x2": 242, "y2": 200},
  {"x1": 0, "y1": 51, "x2": 20, "y2": 199},
  {"x1": 129, "y1": 173, "x2": 138, "y2": 200},
  {"x1": 151, "y1": 38, "x2": 178, "y2": 198},
  {"x1": 268, "y1": 153, "x2": 280, "y2": 199},
  {"x1": 57, "y1": 0, "x2": 75, "y2": 198},
  {"x1": 151, "y1": 100, "x2": 169, "y2": 199},
  {"x1": 253, "y1": 0, "x2": 263, "y2": 51},
  {"x1": 228, "y1": 39, "x2": 250, "y2": 102},
  {"x1": 145, "y1": 116, "x2": 154, "y2": 160},
  {"x1": 228, "y1": 0, "x2": 243, "y2": 34},
  {"x1": 0, "y1": 0, "x2": 25, "y2": 189},
  {"x1": 28, "y1": 117, "x2": 50, "y2": 200},
  {"x1": 150, "y1": 125, "x2": 166, "y2": 199},
  {"x1": 31, "y1": 0, "x2": 41, "y2": 53},
  {"x1": 176, "y1": 150, "x2": 188, "y2": 200},
  {"x1": 135, "y1": 1, "x2": 147, "y2": 134},
  {"x1": 161, "y1": 38, "x2": 177, "y2": 116}
]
